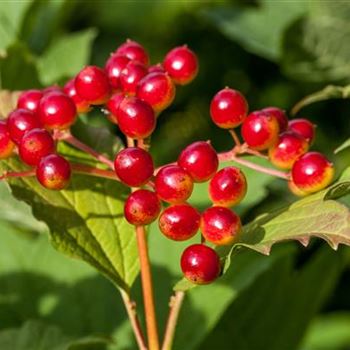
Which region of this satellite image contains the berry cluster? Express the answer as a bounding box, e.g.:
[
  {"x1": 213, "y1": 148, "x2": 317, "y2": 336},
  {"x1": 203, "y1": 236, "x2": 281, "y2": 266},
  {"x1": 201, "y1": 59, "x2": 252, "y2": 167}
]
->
[{"x1": 0, "y1": 39, "x2": 335, "y2": 286}]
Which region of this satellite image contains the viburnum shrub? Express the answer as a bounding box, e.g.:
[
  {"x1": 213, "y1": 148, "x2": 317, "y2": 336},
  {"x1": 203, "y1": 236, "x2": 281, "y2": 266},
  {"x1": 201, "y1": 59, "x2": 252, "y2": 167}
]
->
[{"x1": 0, "y1": 39, "x2": 349, "y2": 350}]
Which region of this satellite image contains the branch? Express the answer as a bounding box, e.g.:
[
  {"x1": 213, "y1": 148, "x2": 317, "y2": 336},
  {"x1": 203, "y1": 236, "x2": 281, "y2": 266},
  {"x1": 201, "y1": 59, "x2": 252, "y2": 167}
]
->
[
  {"x1": 136, "y1": 225, "x2": 160, "y2": 350},
  {"x1": 57, "y1": 130, "x2": 115, "y2": 169},
  {"x1": 120, "y1": 290, "x2": 148, "y2": 350},
  {"x1": 161, "y1": 291, "x2": 185, "y2": 350}
]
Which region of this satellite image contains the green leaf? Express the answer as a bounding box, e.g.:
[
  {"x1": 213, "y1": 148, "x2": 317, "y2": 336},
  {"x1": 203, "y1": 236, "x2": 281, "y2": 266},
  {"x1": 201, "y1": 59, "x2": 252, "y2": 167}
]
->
[
  {"x1": 0, "y1": 182, "x2": 47, "y2": 234},
  {"x1": 204, "y1": 0, "x2": 308, "y2": 61},
  {"x1": 0, "y1": 1, "x2": 33, "y2": 52},
  {"x1": 300, "y1": 312, "x2": 350, "y2": 350},
  {"x1": 0, "y1": 122, "x2": 138, "y2": 292},
  {"x1": 282, "y1": 1, "x2": 350, "y2": 82},
  {"x1": 0, "y1": 320, "x2": 109, "y2": 350},
  {"x1": 291, "y1": 85, "x2": 350, "y2": 116},
  {"x1": 38, "y1": 29, "x2": 97, "y2": 85},
  {"x1": 0, "y1": 43, "x2": 41, "y2": 90},
  {"x1": 199, "y1": 246, "x2": 344, "y2": 350},
  {"x1": 335, "y1": 138, "x2": 350, "y2": 154}
]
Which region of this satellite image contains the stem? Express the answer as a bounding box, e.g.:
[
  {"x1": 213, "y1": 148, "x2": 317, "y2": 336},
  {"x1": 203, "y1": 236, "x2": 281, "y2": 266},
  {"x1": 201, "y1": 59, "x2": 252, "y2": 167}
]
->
[
  {"x1": 71, "y1": 164, "x2": 119, "y2": 181},
  {"x1": 243, "y1": 148, "x2": 268, "y2": 160},
  {"x1": 120, "y1": 290, "x2": 148, "y2": 350},
  {"x1": 58, "y1": 131, "x2": 115, "y2": 169},
  {"x1": 127, "y1": 137, "x2": 135, "y2": 148},
  {"x1": 0, "y1": 169, "x2": 35, "y2": 180},
  {"x1": 161, "y1": 291, "x2": 185, "y2": 350},
  {"x1": 229, "y1": 129, "x2": 241, "y2": 147},
  {"x1": 136, "y1": 225, "x2": 160, "y2": 350},
  {"x1": 219, "y1": 151, "x2": 290, "y2": 179}
]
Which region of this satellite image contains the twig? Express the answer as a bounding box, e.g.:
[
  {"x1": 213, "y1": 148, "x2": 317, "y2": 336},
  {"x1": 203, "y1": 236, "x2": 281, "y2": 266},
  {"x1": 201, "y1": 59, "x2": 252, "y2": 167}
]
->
[
  {"x1": 71, "y1": 164, "x2": 119, "y2": 181},
  {"x1": 0, "y1": 169, "x2": 35, "y2": 180},
  {"x1": 57, "y1": 130, "x2": 115, "y2": 169},
  {"x1": 161, "y1": 291, "x2": 185, "y2": 350},
  {"x1": 136, "y1": 225, "x2": 160, "y2": 350},
  {"x1": 120, "y1": 290, "x2": 148, "y2": 350},
  {"x1": 219, "y1": 151, "x2": 290, "y2": 180}
]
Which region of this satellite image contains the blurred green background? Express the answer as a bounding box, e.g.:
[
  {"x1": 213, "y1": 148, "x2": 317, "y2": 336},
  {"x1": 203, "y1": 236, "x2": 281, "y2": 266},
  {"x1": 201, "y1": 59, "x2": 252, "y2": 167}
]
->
[{"x1": 0, "y1": 0, "x2": 350, "y2": 349}]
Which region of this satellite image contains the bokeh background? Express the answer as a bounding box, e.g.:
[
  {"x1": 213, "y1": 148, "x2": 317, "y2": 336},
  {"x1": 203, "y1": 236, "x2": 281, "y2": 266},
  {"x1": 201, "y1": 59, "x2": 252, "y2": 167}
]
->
[{"x1": 0, "y1": 1, "x2": 350, "y2": 349}]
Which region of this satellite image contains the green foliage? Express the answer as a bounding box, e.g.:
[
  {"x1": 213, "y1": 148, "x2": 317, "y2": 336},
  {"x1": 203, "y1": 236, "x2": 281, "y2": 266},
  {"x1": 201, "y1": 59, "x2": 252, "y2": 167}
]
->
[
  {"x1": 38, "y1": 29, "x2": 97, "y2": 85},
  {"x1": 0, "y1": 321, "x2": 109, "y2": 350},
  {"x1": 0, "y1": 122, "x2": 138, "y2": 293}
]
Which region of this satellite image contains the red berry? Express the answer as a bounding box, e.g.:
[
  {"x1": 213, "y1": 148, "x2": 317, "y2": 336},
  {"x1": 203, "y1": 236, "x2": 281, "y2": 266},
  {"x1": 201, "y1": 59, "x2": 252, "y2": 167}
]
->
[
  {"x1": 158, "y1": 203, "x2": 200, "y2": 241},
  {"x1": 0, "y1": 120, "x2": 15, "y2": 159},
  {"x1": 148, "y1": 63, "x2": 165, "y2": 74},
  {"x1": 38, "y1": 92, "x2": 77, "y2": 130},
  {"x1": 124, "y1": 189, "x2": 161, "y2": 225},
  {"x1": 288, "y1": 180, "x2": 308, "y2": 197},
  {"x1": 105, "y1": 54, "x2": 130, "y2": 90},
  {"x1": 115, "y1": 40, "x2": 149, "y2": 66},
  {"x1": 210, "y1": 88, "x2": 248, "y2": 129},
  {"x1": 17, "y1": 89, "x2": 43, "y2": 113},
  {"x1": 43, "y1": 85, "x2": 63, "y2": 94},
  {"x1": 163, "y1": 45, "x2": 198, "y2": 85},
  {"x1": 291, "y1": 152, "x2": 334, "y2": 194},
  {"x1": 7, "y1": 109, "x2": 41, "y2": 144},
  {"x1": 209, "y1": 167, "x2": 247, "y2": 207},
  {"x1": 200, "y1": 206, "x2": 241, "y2": 246},
  {"x1": 117, "y1": 96, "x2": 156, "y2": 139},
  {"x1": 75, "y1": 66, "x2": 111, "y2": 104},
  {"x1": 241, "y1": 110, "x2": 279, "y2": 150},
  {"x1": 36, "y1": 154, "x2": 71, "y2": 190},
  {"x1": 288, "y1": 118, "x2": 315, "y2": 144},
  {"x1": 19, "y1": 128, "x2": 55, "y2": 166},
  {"x1": 120, "y1": 61, "x2": 148, "y2": 95},
  {"x1": 178, "y1": 141, "x2": 218, "y2": 182},
  {"x1": 269, "y1": 131, "x2": 309, "y2": 169},
  {"x1": 106, "y1": 92, "x2": 125, "y2": 124},
  {"x1": 155, "y1": 165, "x2": 193, "y2": 204},
  {"x1": 137, "y1": 72, "x2": 176, "y2": 112},
  {"x1": 63, "y1": 78, "x2": 90, "y2": 114},
  {"x1": 114, "y1": 147, "x2": 154, "y2": 187},
  {"x1": 181, "y1": 244, "x2": 221, "y2": 285},
  {"x1": 262, "y1": 107, "x2": 288, "y2": 131}
]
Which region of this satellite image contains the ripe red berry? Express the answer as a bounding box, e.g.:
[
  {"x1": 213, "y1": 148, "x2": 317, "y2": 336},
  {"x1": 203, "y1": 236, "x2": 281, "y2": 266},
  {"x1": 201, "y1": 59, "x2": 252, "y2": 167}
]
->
[
  {"x1": 38, "y1": 92, "x2": 77, "y2": 130},
  {"x1": 181, "y1": 244, "x2": 221, "y2": 285},
  {"x1": 19, "y1": 128, "x2": 55, "y2": 166},
  {"x1": 158, "y1": 203, "x2": 200, "y2": 241},
  {"x1": 268, "y1": 131, "x2": 309, "y2": 170},
  {"x1": 178, "y1": 141, "x2": 218, "y2": 182},
  {"x1": 241, "y1": 110, "x2": 279, "y2": 150},
  {"x1": 288, "y1": 180, "x2": 308, "y2": 197},
  {"x1": 120, "y1": 61, "x2": 148, "y2": 95},
  {"x1": 115, "y1": 40, "x2": 149, "y2": 66},
  {"x1": 7, "y1": 109, "x2": 41, "y2": 144},
  {"x1": 75, "y1": 66, "x2": 111, "y2": 104},
  {"x1": 106, "y1": 92, "x2": 125, "y2": 124},
  {"x1": 0, "y1": 121, "x2": 15, "y2": 159},
  {"x1": 155, "y1": 165, "x2": 193, "y2": 204},
  {"x1": 17, "y1": 89, "x2": 43, "y2": 113},
  {"x1": 137, "y1": 72, "x2": 176, "y2": 112},
  {"x1": 200, "y1": 206, "x2": 241, "y2": 246},
  {"x1": 262, "y1": 107, "x2": 288, "y2": 132},
  {"x1": 63, "y1": 78, "x2": 90, "y2": 114},
  {"x1": 291, "y1": 152, "x2": 334, "y2": 194},
  {"x1": 124, "y1": 189, "x2": 161, "y2": 225},
  {"x1": 288, "y1": 118, "x2": 315, "y2": 144},
  {"x1": 209, "y1": 167, "x2": 247, "y2": 207},
  {"x1": 117, "y1": 96, "x2": 156, "y2": 139},
  {"x1": 114, "y1": 147, "x2": 154, "y2": 187},
  {"x1": 148, "y1": 63, "x2": 165, "y2": 74},
  {"x1": 105, "y1": 54, "x2": 130, "y2": 90},
  {"x1": 210, "y1": 88, "x2": 248, "y2": 129},
  {"x1": 36, "y1": 154, "x2": 71, "y2": 190},
  {"x1": 163, "y1": 45, "x2": 198, "y2": 85}
]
